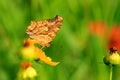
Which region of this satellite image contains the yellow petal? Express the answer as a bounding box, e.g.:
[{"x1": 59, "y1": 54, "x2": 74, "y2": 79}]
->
[
  {"x1": 23, "y1": 66, "x2": 37, "y2": 79},
  {"x1": 20, "y1": 46, "x2": 36, "y2": 61},
  {"x1": 35, "y1": 47, "x2": 59, "y2": 66}
]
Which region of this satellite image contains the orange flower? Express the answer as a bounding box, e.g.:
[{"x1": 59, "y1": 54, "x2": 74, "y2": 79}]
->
[
  {"x1": 20, "y1": 62, "x2": 32, "y2": 69},
  {"x1": 23, "y1": 39, "x2": 35, "y2": 47},
  {"x1": 35, "y1": 47, "x2": 59, "y2": 66},
  {"x1": 88, "y1": 21, "x2": 107, "y2": 38}
]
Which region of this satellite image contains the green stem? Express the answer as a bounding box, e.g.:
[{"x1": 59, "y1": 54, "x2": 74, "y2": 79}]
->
[
  {"x1": 110, "y1": 65, "x2": 113, "y2": 80},
  {"x1": 41, "y1": 46, "x2": 45, "y2": 50}
]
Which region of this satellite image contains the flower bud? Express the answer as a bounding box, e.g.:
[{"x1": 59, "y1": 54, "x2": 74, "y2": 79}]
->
[
  {"x1": 103, "y1": 48, "x2": 120, "y2": 66},
  {"x1": 109, "y1": 52, "x2": 120, "y2": 65}
]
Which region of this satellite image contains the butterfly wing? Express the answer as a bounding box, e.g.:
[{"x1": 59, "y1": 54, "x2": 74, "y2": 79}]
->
[{"x1": 26, "y1": 15, "x2": 63, "y2": 47}]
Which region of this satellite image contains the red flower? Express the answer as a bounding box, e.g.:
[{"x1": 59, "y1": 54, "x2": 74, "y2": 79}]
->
[
  {"x1": 88, "y1": 22, "x2": 120, "y2": 51},
  {"x1": 108, "y1": 25, "x2": 120, "y2": 51}
]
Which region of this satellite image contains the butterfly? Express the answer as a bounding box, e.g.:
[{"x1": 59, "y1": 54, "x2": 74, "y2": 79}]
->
[{"x1": 26, "y1": 15, "x2": 63, "y2": 47}]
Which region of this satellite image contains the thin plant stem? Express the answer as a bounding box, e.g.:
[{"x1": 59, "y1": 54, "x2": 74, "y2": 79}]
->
[
  {"x1": 41, "y1": 46, "x2": 45, "y2": 50},
  {"x1": 110, "y1": 65, "x2": 113, "y2": 80}
]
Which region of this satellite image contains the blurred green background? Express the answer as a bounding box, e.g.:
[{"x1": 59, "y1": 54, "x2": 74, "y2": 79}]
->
[{"x1": 0, "y1": 0, "x2": 120, "y2": 80}]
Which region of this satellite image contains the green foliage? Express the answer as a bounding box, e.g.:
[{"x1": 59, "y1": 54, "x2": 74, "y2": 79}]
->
[{"x1": 0, "y1": 0, "x2": 120, "y2": 80}]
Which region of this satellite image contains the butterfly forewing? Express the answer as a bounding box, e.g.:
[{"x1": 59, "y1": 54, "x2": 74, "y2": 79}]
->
[{"x1": 26, "y1": 15, "x2": 63, "y2": 47}]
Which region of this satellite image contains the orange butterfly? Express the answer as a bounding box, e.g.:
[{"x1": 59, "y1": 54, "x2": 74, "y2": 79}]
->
[{"x1": 26, "y1": 15, "x2": 63, "y2": 47}]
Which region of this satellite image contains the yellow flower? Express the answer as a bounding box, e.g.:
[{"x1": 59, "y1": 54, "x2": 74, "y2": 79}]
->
[
  {"x1": 103, "y1": 48, "x2": 120, "y2": 66},
  {"x1": 18, "y1": 66, "x2": 37, "y2": 79},
  {"x1": 35, "y1": 47, "x2": 59, "y2": 66},
  {"x1": 23, "y1": 66, "x2": 37, "y2": 79},
  {"x1": 20, "y1": 39, "x2": 36, "y2": 61},
  {"x1": 20, "y1": 39, "x2": 59, "y2": 66},
  {"x1": 109, "y1": 52, "x2": 120, "y2": 65}
]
